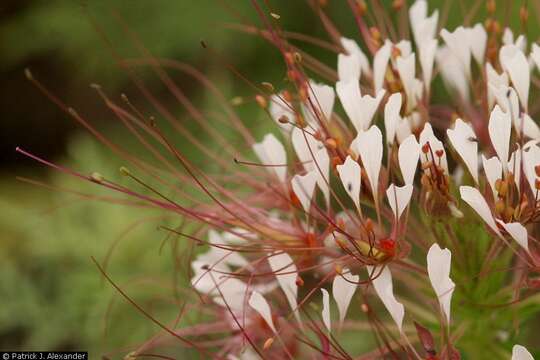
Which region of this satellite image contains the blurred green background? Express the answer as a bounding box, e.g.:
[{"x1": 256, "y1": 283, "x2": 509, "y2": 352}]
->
[{"x1": 1, "y1": 0, "x2": 538, "y2": 357}]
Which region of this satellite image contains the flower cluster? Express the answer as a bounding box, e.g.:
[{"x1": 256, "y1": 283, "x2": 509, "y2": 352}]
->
[{"x1": 21, "y1": 0, "x2": 540, "y2": 359}]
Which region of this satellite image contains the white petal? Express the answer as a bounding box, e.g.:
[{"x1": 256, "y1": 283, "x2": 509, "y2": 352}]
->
[
  {"x1": 291, "y1": 170, "x2": 318, "y2": 212},
  {"x1": 332, "y1": 269, "x2": 358, "y2": 326},
  {"x1": 447, "y1": 119, "x2": 479, "y2": 183},
  {"x1": 338, "y1": 53, "x2": 361, "y2": 81},
  {"x1": 419, "y1": 39, "x2": 438, "y2": 91},
  {"x1": 303, "y1": 80, "x2": 335, "y2": 125},
  {"x1": 386, "y1": 184, "x2": 413, "y2": 219},
  {"x1": 384, "y1": 93, "x2": 402, "y2": 145},
  {"x1": 321, "y1": 288, "x2": 331, "y2": 332},
  {"x1": 488, "y1": 105, "x2": 512, "y2": 171},
  {"x1": 352, "y1": 125, "x2": 383, "y2": 196},
  {"x1": 396, "y1": 53, "x2": 417, "y2": 111},
  {"x1": 267, "y1": 252, "x2": 301, "y2": 323},
  {"x1": 440, "y1": 27, "x2": 471, "y2": 77},
  {"x1": 509, "y1": 148, "x2": 521, "y2": 191},
  {"x1": 500, "y1": 44, "x2": 530, "y2": 111},
  {"x1": 523, "y1": 144, "x2": 540, "y2": 195},
  {"x1": 253, "y1": 134, "x2": 287, "y2": 182},
  {"x1": 366, "y1": 265, "x2": 405, "y2": 332},
  {"x1": 314, "y1": 148, "x2": 331, "y2": 206},
  {"x1": 515, "y1": 113, "x2": 540, "y2": 139},
  {"x1": 291, "y1": 127, "x2": 324, "y2": 171},
  {"x1": 337, "y1": 79, "x2": 385, "y2": 132},
  {"x1": 481, "y1": 155, "x2": 502, "y2": 199},
  {"x1": 427, "y1": 244, "x2": 455, "y2": 324},
  {"x1": 399, "y1": 134, "x2": 420, "y2": 184},
  {"x1": 486, "y1": 63, "x2": 509, "y2": 110},
  {"x1": 373, "y1": 41, "x2": 392, "y2": 93},
  {"x1": 459, "y1": 186, "x2": 502, "y2": 237},
  {"x1": 531, "y1": 43, "x2": 540, "y2": 71},
  {"x1": 499, "y1": 221, "x2": 529, "y2": 253},
  {"x1": 341, "y1": 37, "x2": 371, "y2": 76},
  {"x1": 409, "y1": 0, "x2": 438, "y2": 47},
  {"x1": 470, "y1": 24, "x2": 487, "y2": 64},
  {"x1": 436, "y1": 45, "x2": 469, "y2": 99},
  {"x1": 512, "y1": 345, "x2": 534, "y2": 360},
  {"x1": 337, "y1": 156, "x2": 361, "y2": 209},
  {"x1": 248, "y1": 291, "x2": 277, "y2": 333},
  {"x1": 419, "y1": 122, "x2": 448, "y2": 174},
  {"x1": 269, "y1": 94, "x2": 294, "y2": 132}
]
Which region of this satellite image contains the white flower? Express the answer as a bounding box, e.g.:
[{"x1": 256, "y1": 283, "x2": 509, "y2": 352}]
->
[
  {"x1": 396, "y1": 53, "x2": 420, "y2": 111},
  {"x1": 386, "y1": 184, "x2": 413, "y2": 220},
  {"x1": 248, "y1": 291, "x2": 277, "y2": 333},
  {"x1": 427, "y1": 244, "x2": 455, "y2": 323},
  {"x1": 523, "y1": 144, "x2": 540, "y2": 196},
  {"x1": 486, "y1": 63, "x2": 509, "y2": 110},
  {"x1": 341, "y1": 37, "x2": 371, "y2": 77},
  {"x1": 351, "y1": 125, "x2": 383, "y2": 197},
  {"x1": 373, "y1": 41, "x2": 392, "y2": 93},
  {"x1": 291, "y1": 170, "x2": 318, "y2": 212},
  {"x1": 481, "y1": 155, "x2": 502, "y2": 199},
  {"x1": 398, "y1": 134, "x2": 420, "y2": 185},
  {"x1": 440, "y1": 27, "x2": 472, "y2": 77},
  {"x1": 338, "y1": 52, "x2": 360, "y2": 81},
  {"x1": 253, "y1": 133, "x2": 287, "y2": 182},
  {"x1": 500, "y1": 44, "x2": 530, "y2": 111},
  {"x1": 459, "y1": 186, "x2": 502, "y2": 237},
  {"x1": 332, "y1": 268, "x2": 359, "y2": 327},
  {"x1": 419, "y1": 123, "x2": 448, "y2": 174},
  {"x1": 409, "y1": 0, "x2": 438, "y2": 48},
  {"x1": 269, "y1": 94, "x2": 294, "y2": 132},
  {"x1": 366, "y1": 265, "x2": 405, "y2": 332},
  {"x1": 447, "y1": 119, "x2": 479, "y2": 183},
  {"x1": 337, "y1": 156, "x2": 361, "y2": 209},
  {"x1": 302, "y1": 80, "x2": 335, "y2": 126},
  {"x1": 267, "y1": 251, "x2": 301, "y2": 324},
  {"x1": 488, "y1": 105, "x2": 512, "y2": 172},
  {"x1": 512, "y1": 345, "x2": 534, "y2": 360},
  {"x1": 436, "y1": 45, "x2": 469, "y2": 99},
  {"x1": 336, "y1": 79, "x2": 385, "y2": 132},
  {"x1": 384, "y1": 93, "x2": 402, "y2": 145},
  {"x1": 321, "y1": 288, "x2": 331, "y2": 332}
]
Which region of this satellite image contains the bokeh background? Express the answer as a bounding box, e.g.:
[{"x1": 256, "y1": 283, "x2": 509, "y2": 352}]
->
[{"x1": 0, "y1": 0, "x2": 537, "y2": 357}]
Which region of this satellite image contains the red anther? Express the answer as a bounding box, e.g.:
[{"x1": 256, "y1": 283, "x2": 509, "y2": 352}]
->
[
  {"x1": 435, "y1": 149, "x2": 444, "y2": 158},
  {"x1": 422, "y1": 143, "x2": 430, "y2": 154},
  {"x1": 295, "y1": 275, "x2": 304, "y2": 287},
  {"x1": 379, "y1": 238, "x2": 396, "y2": 255}
]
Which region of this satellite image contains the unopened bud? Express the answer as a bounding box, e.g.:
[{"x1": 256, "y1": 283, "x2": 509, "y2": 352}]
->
[
  {"x1": 356, "y1": 0, "x2": 367, "y2": 16},
  {"x1": 261, "y1": 82, "x2": 274, "y2": 92},
  {"x1": 392, "y1": 0, "x2": 404, "y2": 10},
  {"x1": 255, "y1": 95, "x2": 267, "y2": 109},
  {"x1": 520, "y1": 6, "x2": 529, "y2": 23},
  {"x1": 231, "y1": 96, "x2": 243, "y2": 106},
  {"x1": 119, "y1": 166, "x2": 131, "y2": 176},
  {"x1": 486, "y1": 0, "x2": 496, "y2": 14},
  {"x1": 325, "y1": 138, "x2": 337, "y2": 149},
  {"x1": 263, "y1": 337, "x2": 274, "y2": 350},
  {"x1": 369, "y1": 27, "x2": 381, "y2": 41},
  {"x1": 90, "y1": 172, "x2": 104, "y2": 183}
]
